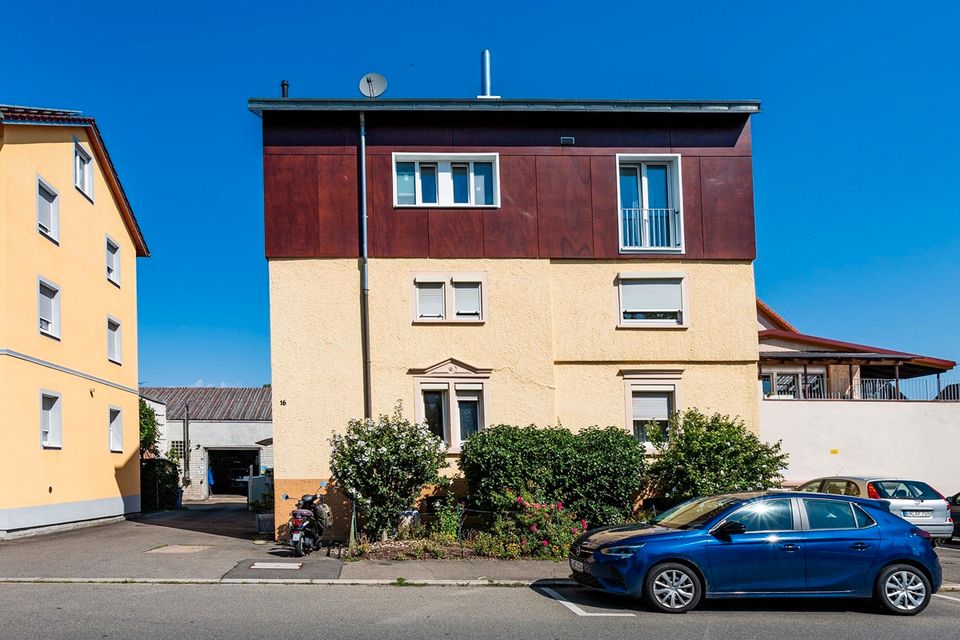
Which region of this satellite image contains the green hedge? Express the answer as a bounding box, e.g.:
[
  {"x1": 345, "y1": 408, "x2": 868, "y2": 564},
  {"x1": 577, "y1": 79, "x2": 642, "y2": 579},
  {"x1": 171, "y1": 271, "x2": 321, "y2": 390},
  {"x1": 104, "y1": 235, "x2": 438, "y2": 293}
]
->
[
  {"x1": 141, "y1": 458, "x2": 181, "y2": 511},
  {"x1": 458, "y1": 425, "x2": 646, "y2": 527}
]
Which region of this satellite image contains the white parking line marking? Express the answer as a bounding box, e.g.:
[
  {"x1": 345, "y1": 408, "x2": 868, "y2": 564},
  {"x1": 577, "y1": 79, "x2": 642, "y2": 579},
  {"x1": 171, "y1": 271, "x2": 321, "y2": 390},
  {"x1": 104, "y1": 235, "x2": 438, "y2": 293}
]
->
[
  {"x1": 541, "y1": 587, "x2": 635, "y2": 617},
  {"x1": 933, "y1": 594, "x2": 960, "y2": 604},
  {"x1": 249, "y1": 562, "x2": 302, "y2": 570}
]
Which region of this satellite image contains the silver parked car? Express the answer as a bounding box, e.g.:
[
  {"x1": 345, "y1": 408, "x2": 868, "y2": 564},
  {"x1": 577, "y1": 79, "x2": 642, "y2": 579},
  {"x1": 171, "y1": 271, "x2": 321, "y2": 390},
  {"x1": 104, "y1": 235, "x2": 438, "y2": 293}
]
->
[{"x1": 798, "y1": 476, "x2": 953, "y2": 540}]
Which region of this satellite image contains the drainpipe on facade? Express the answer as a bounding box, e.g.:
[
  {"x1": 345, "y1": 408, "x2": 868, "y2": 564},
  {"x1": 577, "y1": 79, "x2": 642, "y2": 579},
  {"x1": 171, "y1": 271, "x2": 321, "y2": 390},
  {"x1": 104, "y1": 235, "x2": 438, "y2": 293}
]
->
[{"x1": 359, "y1": 112, "x2": 373, "y2": 421}]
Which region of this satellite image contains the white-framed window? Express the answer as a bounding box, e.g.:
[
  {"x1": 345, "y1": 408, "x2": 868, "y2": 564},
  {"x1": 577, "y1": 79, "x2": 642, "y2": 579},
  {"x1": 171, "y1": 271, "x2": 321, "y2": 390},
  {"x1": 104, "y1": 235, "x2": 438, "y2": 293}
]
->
[
  {"x1": 622, "y1": 370, "x2": 681, "y2": 444},
  {"x1": 412, "y1": 359, "x2": 491, "y2": 452},
  {"x1": 106, "y1": 237, "x2": 121, "y2": 285},
  {"x1": 412, "y1": 273, "x2": 487, "y2": 323},
  {"x1": 37, "y1": 176, "x2": 60, "y2": 242},
  {"x1": 107, "y1": 317, "x2": 122, "y2": 363},
  {"x1": 108, "y1": 407, "x2": 123, "y2": 452},
  {"x1": 38, "y1": 278, "x2": 61, "y2": 338},
  {"x1": 40, "y1": 391, "x2": 62, "y2": 448},
  {"x1": 616, "y1": 154, "x2": 683, "y2": 252},
  {"x1": 74, "y1": 140, "x2": 94, "y2": 199},
  {"x1": 617, "y1": 273, "x2": 686, "y2": 328},
  {"x1": 760, "y1": 367, "x2": 827, "y2": 400},
  {"x1": 393, "y1": 153, "x2": 500, "y2": 207}
]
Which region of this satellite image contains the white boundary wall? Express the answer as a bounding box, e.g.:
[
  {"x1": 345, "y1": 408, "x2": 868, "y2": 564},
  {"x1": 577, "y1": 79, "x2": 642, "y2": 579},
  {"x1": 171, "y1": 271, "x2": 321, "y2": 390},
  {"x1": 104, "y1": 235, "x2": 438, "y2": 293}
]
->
[{"x1": 761, "y1": 399, "x2": 960, "y2": 495}]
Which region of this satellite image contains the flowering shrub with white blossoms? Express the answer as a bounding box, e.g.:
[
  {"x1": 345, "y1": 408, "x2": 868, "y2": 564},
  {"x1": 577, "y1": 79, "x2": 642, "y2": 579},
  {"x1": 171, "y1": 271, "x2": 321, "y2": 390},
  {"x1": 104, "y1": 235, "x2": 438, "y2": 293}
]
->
[{"x1": 330, "y1": 405, "x2": 448, "y2": 538}]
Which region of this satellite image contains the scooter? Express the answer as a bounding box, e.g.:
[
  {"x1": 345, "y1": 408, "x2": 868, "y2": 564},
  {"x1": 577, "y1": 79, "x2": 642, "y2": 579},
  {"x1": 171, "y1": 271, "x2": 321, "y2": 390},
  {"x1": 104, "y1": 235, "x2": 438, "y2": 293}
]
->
[{"x1": 288, "y1": 482, "x2": 334, "y2": 557}]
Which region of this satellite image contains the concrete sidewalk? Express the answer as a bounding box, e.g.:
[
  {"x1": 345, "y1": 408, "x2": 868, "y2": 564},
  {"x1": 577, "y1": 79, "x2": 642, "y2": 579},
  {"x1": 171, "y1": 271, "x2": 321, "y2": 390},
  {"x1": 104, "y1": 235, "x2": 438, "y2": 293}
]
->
[{"x1": 340, "y1": 559, "x2": 571, "y2": 582}]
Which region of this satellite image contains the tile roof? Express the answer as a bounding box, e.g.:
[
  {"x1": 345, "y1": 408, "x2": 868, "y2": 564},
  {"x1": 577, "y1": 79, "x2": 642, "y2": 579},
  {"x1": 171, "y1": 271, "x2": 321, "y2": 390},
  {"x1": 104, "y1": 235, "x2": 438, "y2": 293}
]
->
[
  {"x1": 139, "y1": 387, "x2": 272, "y2": 421},
  {"x1": 0, "y1": 104, "x2": 149, "y2": 257}
]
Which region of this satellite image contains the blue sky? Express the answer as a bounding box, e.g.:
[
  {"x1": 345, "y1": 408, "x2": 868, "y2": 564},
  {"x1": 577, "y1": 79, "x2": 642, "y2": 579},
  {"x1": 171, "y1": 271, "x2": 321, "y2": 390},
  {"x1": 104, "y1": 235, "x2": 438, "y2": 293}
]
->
[{"x1": 4, "y1": 1, "x2": 958, "y2": 385}]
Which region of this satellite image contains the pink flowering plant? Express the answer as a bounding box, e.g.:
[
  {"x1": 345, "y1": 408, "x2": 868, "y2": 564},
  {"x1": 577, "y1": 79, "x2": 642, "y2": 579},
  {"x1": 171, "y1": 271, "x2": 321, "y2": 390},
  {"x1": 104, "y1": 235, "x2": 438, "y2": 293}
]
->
[{"x1": 478, "y1": 489, "x2": 587, "y2": 559}]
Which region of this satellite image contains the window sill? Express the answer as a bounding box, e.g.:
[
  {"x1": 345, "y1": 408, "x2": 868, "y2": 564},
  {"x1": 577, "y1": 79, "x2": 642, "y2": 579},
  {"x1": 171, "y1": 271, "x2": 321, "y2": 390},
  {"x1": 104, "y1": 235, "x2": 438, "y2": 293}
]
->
[
  {"x1": 108, "y1": 358, "x2": 123, "y2": 366},
  {"x1": 617, "y1": 323, "x2": 688, "y2": 330},
  {"x1": 39, "y1": 229, "x2": 60, "y2": 245},
  {"x1": 619, "y1": 246, "x2": 685, "y2": 255},
  {"x1": 107, "y1": 277, "x2": 121, "y2": 289},
  {"x1": 41, "y1": 444, "x2": 62, "y2": 450},
  {"x1": 395, "y1": 204, "x2": 500, "y2": 210},
  {"x1": 40, "y1": 330, "x2": 61, "y2": 341},
  {"x1": 413, "y1": 319, "x2": 485, "y2": 325},
  {"x1": 76, "y1": 185, "x2": 94, "y2": 204},
  {"x1": 110, "y1": 448, "x2": 123, "y2": 454}
]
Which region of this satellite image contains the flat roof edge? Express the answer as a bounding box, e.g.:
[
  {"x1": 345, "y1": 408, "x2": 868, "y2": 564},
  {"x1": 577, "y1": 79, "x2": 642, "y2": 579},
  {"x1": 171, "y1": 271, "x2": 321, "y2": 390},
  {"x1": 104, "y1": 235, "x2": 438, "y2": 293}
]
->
[{"x1": 247, "y1": 98, "x2": 761, "y2": 116}]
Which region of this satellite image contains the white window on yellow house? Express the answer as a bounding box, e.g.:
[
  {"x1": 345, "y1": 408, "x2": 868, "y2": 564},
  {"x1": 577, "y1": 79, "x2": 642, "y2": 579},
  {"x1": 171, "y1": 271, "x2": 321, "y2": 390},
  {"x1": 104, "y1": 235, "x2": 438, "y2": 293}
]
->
[
  {"x1": 38, "y1": 279, "x2": 61, "y2": 339},
  {"x1": 618, "y1": 274, "x2": 686, "y2": 328},
  {"x1": 106, "y1": 237, "x2": 121, "y2": 286},
  {"x1": 419, "y1": 383, "x2": 485, "y2": 451},
  {"x1": 74, "y1": 141, "x2": 94, "y2": 199},
  {"x1": 37, "y1": 177, "x2": 60, "y2": 242},
  {"x1": 107, "y1": 317, "x2": 122, "y2": 364},
  {"x1": 632, "y1": 391, "x2": 673, "y2": 443},
  {"x1": 40, "y1": 391, "x2": 62, "y2": 448},
  {"x1": 108, "y1": 408, "x2": 123, "y2": 452},
  {"x1": 412, "y1": 274, "x2": 486, "y2": 323}
]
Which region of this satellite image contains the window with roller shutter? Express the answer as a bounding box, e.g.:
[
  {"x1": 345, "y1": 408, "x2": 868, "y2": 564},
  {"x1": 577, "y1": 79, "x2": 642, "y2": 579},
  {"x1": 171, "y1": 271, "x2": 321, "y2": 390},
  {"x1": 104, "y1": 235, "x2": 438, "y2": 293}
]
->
[
  {"x1": 618, "y1": 274, "x2": 685, "y2": 327},
  {"x1": 412, "y1": 273, "x2": 487, "y2": 324}
]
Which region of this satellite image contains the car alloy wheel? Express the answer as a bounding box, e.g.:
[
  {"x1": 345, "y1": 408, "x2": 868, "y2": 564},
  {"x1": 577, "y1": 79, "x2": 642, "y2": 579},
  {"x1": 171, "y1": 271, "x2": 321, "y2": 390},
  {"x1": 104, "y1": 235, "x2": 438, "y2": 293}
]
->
[
  {"x1": 645, "y1": 563, "x2": 702, "y2": 613},
  {"x1": 876, "y1": 564, "x2": 931, "y2": 615}
]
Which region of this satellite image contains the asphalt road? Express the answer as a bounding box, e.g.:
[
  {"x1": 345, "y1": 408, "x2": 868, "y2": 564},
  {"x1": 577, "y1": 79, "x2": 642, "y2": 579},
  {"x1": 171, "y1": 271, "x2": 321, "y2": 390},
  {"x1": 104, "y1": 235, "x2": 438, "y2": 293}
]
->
[{"x1": 1, "y1": 583, "x2": 957, "y2": 640}]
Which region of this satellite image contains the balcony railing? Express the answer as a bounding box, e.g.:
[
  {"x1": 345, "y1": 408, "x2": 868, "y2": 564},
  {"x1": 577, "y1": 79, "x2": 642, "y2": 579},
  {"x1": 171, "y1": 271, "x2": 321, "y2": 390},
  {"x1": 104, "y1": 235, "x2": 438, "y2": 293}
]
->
[
  {"x1": 764, "y1": 377, "x2": 960, "y2": 402},
  {"x1": 621, "y1": 208, "x2": 681, "y2": 250}
]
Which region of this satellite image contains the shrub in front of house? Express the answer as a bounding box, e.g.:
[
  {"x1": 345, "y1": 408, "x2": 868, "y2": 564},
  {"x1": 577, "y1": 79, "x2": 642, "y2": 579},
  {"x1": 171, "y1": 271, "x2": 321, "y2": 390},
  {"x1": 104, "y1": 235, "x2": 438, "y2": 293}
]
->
[
  {"x1": 472, "y1": 490, "x2": 587, "y2": 560},
  {"x1": 330, "y1": 406, "x2": 448, "y2": 539},
  {"x1": 647, "y1": 409, "x2": 788, "y2": 503},
  {"x1": 458, "y1": 424, "x2": 646, "y2": 527}
]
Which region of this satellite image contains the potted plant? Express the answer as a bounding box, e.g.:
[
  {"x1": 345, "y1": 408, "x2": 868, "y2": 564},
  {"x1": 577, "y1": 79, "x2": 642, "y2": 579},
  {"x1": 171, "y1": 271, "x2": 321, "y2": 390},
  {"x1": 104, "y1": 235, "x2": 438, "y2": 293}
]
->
[{"x1": 250, "y1": 485, "x2": 275, "y2": 534}]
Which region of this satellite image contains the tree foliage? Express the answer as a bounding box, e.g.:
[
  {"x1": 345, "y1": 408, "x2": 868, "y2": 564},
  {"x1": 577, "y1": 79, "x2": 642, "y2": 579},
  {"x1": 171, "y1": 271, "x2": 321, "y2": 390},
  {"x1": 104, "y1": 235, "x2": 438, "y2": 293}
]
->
[
  {"x1": 647, "y1": 409, "x2": 788, "y2": 501},
  {"x1": 139, "y1": 399, "x2": 160, "y2": 459},
  {"x1": 330, "y1": 406, "x2": 448, "y2": 539}
]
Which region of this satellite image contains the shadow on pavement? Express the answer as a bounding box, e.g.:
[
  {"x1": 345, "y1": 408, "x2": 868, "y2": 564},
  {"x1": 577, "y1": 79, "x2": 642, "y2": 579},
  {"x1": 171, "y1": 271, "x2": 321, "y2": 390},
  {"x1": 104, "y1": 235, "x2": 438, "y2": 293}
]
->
[
  {"x1": 132, "y1": 501, "x2": 261, "y2": 541},
  {"x1": 530, "y1": 582, "x2": 882, "y2": 616}
]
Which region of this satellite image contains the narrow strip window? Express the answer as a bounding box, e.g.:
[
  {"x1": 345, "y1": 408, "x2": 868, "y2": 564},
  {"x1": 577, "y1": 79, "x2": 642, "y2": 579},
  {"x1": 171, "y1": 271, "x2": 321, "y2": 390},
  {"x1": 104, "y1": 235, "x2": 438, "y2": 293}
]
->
[
  {"x1": 109, "y1": 408, "x2": 123, "y2": 452},
  {"x1": 37, "y1": 179, "x2": 59, "y2": 241},
  {"x1": 39, "y1": 281, "x2": 60, "y2": 337},
  {"x1": 107, "y1": 318, "x2": 122, "y2": 363},
  {"x1": 106, "y1": 238, "x2": 121, "y2": 285},
  {"x1": 41, "y1": 393, "x2": 62, "y2": 448},
  {"x1": 74, "y1": 143, "x2": 94, "y2": 198}
]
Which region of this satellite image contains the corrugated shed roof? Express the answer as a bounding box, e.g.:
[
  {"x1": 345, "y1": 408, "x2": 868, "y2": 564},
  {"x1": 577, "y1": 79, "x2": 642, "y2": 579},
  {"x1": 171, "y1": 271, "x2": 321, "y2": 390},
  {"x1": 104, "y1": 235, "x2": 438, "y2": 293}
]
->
[{"x1": 139, "y1": 387, "x2": 272, "y2": 421}]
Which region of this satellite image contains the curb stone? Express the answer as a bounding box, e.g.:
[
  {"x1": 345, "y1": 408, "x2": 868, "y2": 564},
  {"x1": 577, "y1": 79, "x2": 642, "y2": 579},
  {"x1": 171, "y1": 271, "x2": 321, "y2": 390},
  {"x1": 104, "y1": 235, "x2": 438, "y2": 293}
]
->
[{"x1": 0, "y1": 577, "x2": 579, "y2": 587}]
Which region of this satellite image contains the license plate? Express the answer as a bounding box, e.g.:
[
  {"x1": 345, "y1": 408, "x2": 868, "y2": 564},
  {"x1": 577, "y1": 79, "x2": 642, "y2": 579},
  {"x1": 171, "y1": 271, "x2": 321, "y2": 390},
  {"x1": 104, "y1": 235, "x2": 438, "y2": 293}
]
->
[
  {"x1": 291, "y1": 532, "x2": 302, "y2": 541},
  {"x1": 903, "y1": 510, "x2": 931, "y2": 518},
  {"x1": 570, "y1": 559, "x2": 584, "y2": 573}
]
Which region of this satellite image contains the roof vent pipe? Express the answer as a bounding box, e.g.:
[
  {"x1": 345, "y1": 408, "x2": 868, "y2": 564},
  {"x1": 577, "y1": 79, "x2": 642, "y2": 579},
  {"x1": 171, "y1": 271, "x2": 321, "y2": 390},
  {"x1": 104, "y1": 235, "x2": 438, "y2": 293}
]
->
[
  {"x1": 281, "y1": 80, "x2": 289, "y2": 98},
  {"x1": 477, "y1": 50, "x2": 500, "y2": 100}
]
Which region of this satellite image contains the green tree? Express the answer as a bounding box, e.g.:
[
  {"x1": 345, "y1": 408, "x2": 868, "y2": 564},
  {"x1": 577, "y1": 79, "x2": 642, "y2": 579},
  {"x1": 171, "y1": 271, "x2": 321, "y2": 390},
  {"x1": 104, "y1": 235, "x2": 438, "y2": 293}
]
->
[
  {"x1": 330, "y1": 405, "x2": 448, "y2": 539},
  {"x1": 647, "y1": 409, "x2": 788, "y2": 501},
  {"x1": 139, "y1": 399, "x2": 160, "y2": 460}
]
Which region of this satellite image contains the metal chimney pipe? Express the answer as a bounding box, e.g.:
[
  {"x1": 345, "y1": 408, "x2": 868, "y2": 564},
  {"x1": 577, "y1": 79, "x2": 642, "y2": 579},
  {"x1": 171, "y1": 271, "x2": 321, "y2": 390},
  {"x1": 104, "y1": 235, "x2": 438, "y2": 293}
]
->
[
  {"x1": 480, "y1": 50, "x2": 492, "y2": 97},
  {"x1": 281, "y1": 80, "x2": 289, "y2": 98}
]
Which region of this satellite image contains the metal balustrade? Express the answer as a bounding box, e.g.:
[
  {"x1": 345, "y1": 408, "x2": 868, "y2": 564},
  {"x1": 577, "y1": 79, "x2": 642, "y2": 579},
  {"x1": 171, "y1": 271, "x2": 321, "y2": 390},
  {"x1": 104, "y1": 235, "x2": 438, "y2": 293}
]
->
[
  {"x1": 764, "y1": 377, "x2": 960, "y2": 401},
  {"x1": 620, "y1": 208, "x2": 681, "y2": 249}
]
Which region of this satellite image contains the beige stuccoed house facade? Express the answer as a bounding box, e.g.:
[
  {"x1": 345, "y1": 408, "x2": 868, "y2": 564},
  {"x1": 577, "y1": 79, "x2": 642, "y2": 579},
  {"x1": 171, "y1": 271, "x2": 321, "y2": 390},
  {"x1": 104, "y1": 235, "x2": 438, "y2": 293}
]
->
[{"x1": 251, "y1": 96, "x2": 764, "y2": 533}]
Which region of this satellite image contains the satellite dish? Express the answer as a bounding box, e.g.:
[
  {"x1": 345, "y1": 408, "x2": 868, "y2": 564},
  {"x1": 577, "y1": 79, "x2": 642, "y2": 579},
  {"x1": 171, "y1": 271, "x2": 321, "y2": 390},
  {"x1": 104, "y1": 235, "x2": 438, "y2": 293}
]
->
[{"x1": 359, "y1": 73, "x2": 387, "y2": 98}]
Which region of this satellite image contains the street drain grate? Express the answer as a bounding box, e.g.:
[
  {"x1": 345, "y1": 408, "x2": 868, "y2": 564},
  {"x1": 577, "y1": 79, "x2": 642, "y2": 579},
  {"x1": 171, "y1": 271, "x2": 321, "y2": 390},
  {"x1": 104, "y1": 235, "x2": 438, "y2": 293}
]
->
[{"x1": 146, "y1": 545, "x2": 211, "y2": 554}]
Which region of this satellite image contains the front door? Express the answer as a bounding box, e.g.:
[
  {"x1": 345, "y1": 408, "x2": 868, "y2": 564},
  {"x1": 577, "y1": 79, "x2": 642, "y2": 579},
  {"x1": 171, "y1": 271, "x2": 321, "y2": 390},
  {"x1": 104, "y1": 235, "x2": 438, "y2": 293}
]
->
[
  {"x1": 706, "y1": 498, "x2": 806, "y2": 593},
  {"x1": 801, "y1": 498, "x2": 880, "y2": 592}
]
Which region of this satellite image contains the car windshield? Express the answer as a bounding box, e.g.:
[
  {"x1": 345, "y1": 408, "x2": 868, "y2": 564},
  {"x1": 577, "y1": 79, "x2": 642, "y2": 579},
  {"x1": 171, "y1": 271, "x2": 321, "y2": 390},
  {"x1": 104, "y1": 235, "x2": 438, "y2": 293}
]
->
[
  {"x1": 871, "y1": 480, "x2": 941, "y2": 501},
  {"x1": 652, "y1": 496, "x2": 744, "y2": 530}
]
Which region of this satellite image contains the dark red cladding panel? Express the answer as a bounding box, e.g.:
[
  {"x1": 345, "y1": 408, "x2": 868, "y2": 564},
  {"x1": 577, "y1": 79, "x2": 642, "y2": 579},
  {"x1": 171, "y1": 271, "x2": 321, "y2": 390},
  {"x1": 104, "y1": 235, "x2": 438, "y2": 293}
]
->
[
  {"x1": 264, "y1": 154, "x2": 320, "y2": 258},
  {"x1": 482, "y1": 155, "x2": 539, "y2": 257},
  {"x1": 590, "y1": 155, "x2": 620, "y2": 259},
  {"x1": 700, "y1": 156, "x2": 756, "y2": 259},
  {"x1": 317, "y1": 155, "x2": 360, "y2": 257},
  {"x1": 428, "y1": 210, "x2": 485, "y2": 258},
  {"x1": 536, "y1": 156, "x2": 594, "y2": 258},
  {"x1": 679, "y1": 156, "x2": 704, "y2": 259},
  {"x1": 367, "y1": 154, "x2": 430, "y2": 257}
]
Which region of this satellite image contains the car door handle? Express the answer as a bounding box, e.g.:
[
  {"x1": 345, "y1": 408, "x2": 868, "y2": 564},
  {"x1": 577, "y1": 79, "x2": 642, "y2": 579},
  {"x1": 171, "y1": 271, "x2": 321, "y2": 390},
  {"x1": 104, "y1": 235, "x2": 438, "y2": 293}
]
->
[
  {"x1": 849, "y1": 542, "x2": 871, "y2": 551},
  {"x1": 782, "y1": 543, "x2": 800, "y2": 552}
]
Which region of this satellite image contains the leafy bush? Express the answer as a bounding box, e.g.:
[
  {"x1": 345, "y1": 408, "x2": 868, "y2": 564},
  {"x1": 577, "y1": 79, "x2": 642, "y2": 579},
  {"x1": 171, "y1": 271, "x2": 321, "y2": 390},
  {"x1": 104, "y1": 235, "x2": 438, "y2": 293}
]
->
[
  {"x1": 458, "y1": 425, "x2": 645, "y2": 527},
  {"x1": 139, "y1": 399, "x2": 160, "y2": 459},
  {"x1": 140, "y1": 458, "x2": 180, "y2": 511},
  {"x1": 472, "y1": 490, "x2": 588, "y2": 560},
  {"x1": 330, "y1": 406, "x2": 448, "y2": 539},
  {"x1": 647, "y1": 409, "x2": 788, "y2": 501},
  {"x1": 431, "y1": 497, "x2": 463, "y2": 542}
]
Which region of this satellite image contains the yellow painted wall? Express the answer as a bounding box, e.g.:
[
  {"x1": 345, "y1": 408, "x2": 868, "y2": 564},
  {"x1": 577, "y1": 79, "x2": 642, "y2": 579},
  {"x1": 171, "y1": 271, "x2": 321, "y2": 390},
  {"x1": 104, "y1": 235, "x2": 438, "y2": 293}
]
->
[
  {"x1": 268, "y1": 258, "x2": 759, "y2": 488},
  {"x1": 0, "y1": 124, "x2": 141, "y2": 523}
]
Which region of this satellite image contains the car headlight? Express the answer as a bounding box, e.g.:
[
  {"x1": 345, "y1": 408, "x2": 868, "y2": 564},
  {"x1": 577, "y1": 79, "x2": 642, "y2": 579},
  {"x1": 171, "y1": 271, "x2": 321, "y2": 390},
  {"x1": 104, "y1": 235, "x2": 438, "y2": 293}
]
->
[{"x1": 599, "y1": 544, "x2": 645, "y2": 556}]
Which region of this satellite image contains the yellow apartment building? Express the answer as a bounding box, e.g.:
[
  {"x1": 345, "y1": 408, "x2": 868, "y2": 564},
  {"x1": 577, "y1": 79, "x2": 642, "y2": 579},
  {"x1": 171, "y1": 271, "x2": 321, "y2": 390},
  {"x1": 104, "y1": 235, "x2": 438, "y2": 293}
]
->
[{"x1": 0, "y1": 104, "x2": 149, "y2": 536}]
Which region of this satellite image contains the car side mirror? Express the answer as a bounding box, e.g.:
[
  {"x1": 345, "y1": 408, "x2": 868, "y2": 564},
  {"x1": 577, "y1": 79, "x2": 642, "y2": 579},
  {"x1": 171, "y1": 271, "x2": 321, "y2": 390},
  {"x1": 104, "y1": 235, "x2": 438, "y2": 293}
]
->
[{"x1": 712, "y1": 520, "x2": 747, "y2": 537}]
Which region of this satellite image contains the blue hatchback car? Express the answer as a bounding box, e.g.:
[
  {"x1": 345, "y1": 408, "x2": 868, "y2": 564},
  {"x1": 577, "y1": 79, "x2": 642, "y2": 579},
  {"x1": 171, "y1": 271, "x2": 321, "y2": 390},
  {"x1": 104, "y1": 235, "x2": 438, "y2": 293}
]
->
[{"x1": 569, "y1": 491, "x2": 941, "y2": 615}]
